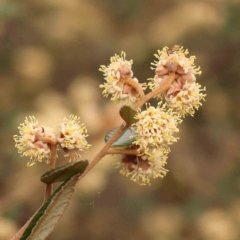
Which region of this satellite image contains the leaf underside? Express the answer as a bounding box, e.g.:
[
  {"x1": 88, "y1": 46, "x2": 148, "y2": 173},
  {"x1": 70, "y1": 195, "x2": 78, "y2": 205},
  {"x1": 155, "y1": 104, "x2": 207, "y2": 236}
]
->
[
  {"x1": 104, "y1": 127, "x2": 137, "y2": 147},
  {"x1": 21, "y1": 175, "x2": 79, "y2": 240}
]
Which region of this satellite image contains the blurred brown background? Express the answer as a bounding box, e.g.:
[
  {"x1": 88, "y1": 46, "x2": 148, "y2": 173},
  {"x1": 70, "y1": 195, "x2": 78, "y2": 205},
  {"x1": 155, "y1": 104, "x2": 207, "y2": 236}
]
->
[{"x1": 1, "y1": 0, "x2": 240, "y2": 239}]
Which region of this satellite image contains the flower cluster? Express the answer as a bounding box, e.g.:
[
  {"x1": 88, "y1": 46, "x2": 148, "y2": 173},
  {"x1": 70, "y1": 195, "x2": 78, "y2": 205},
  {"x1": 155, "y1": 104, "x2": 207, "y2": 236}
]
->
[
  {"x1": 99, "y1": 51, "x2": 146, "y2": 107},
  {"x1": 100, "y1": 46, "x2": 206, "y2": 185},
  {"x1": 14, "y1": 115, "x2": 90, "y2": 166},
  {"x1": 115, "y1": 153, "x2": 168, "y2": 186},
  {"x1": 133, "y1": 104, "x2": 181, "y2": 155},
  {"x1": 58, "y1": 115, "x2": 90, "y2": 161},
  {"x1": 13, "y1": 117, "x2": 54, "y2": 166},
  {"x1": 14, "y1": 45, "x2": 206, "y2": 187},
  {"x1": 149, "y1": 46, "x2": 206, "y2": 116},
  {"x1": 115, "y1": 104, "x2": 181, "y2": 185}
]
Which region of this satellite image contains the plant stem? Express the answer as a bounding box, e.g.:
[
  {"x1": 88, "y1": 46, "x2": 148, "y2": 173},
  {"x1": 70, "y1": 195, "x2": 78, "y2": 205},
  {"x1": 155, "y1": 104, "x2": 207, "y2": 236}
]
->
[
  {"x1": 105, "y1": 148, "x2": 138, "y2": 156},
  {"x1": 123, "y1": 76, "x2": 145, "y2": 97},
  {"x1": 42, "y1": 137, "x2": 58, "y2": 201},
  {"x1": 78, "y1": 122, "x2": 127, "y2": 181},
  {"x1": 135, "y1": 72, "x2": 176, "y2": 109}
]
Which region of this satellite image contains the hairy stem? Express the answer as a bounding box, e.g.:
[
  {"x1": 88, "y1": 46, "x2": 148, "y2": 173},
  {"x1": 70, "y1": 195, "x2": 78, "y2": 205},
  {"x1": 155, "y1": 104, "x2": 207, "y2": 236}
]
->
[
  {"x1": 105, "y1": 148, "x2": 138, "y2": 156},
  {"x1": 78, "y1": 122, "x2": 127, "y2": 181},
  {"x1": 123, "y1": 76, "x2": 145, "y2": 97},
  {"x1": 42, "y1": 137, "x2": 58, "y2": 201},
  {"x1": 135, "y1": 72, "x2": 176, "y2": 109}
]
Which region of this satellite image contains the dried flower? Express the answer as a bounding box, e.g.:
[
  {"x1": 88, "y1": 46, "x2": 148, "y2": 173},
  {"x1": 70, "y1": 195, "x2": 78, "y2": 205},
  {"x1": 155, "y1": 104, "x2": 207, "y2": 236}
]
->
[
  {"x1": 133, "y1": 104, "x2": 181, "y2": 156},
  {"x1": 13, "y1": 116, "x2": 55, "y2": 166},
  {"x1": 99, "y1": 51, "x2": 145, "y2": 106},
  {"x1": 58, "y1": 115, "x2": 90, "y2": 161},
  {"x1": 115, "y1": 152, "x2": 168, "y2": 185}
]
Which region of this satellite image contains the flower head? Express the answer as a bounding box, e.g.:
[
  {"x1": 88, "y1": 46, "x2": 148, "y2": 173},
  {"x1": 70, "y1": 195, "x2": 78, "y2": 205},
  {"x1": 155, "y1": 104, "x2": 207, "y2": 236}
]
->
[
  {"x1": 133, "y1": 104, "x2": 181, "y2": 156},
  {"x1": 165, "y1": 81, "x2": 206, "y2": 117},
  {"x1": 148, "y1": 46, "x2": 205, "y2": 116},
  {"x1": 115, "y1": 152, "x2": 168, "y2": 185},
  {"x1": 148, "y1": 46, "x2": 201, "y2": 93},
  {"x1": 13, "y1": 116, "x2": 55, "y2": 166},
  {"x1": 150, "y1": 46, "x2": 201, "y2": 80},
  {"x1": 99, "y1": 51, "x2": 145, "y2": 106},
  {"x1": 58, "y1": 115, "x2": 90, "y2": 161}
]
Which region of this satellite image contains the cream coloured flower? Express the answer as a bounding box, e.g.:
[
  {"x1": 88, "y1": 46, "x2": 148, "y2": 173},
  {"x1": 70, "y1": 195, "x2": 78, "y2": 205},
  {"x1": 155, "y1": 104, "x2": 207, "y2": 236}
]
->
[
  {"x1": 151, "y1": 46, "x2": 201, "y2": 77},
  {"x1": 148, "y1": 46, "x2": 201, "y2": 92},
  {"x1": 165, "y1": 81, "x2": 206, "y2": 117},
  {"x1": 148, "y1": 46, "x2": 205, "y2": 116},
  {"x1": 13, "y1": 116, "x2": 55, "y2": 166},
  {"x1": 58, "y1": 115, "x2": 90, "y2": 161},
  {"x1": 115, "y1": 153, "x2": 168, "y2": 185},
  {"x1": 99, "y1": 51, "x2": 145, "y2": 106},
  {"x1": 133, "y1": 104, "x2": 181, "y2": 156}
]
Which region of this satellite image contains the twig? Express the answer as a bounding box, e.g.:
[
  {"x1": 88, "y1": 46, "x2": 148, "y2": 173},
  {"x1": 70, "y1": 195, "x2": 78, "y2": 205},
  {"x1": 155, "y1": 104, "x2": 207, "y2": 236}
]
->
[
  {"x1": 135, "y1": 72, "x2": 176, "y2": 108},
  {"x1": 105, "y1": 148, "x2": 138, "y2": 156},
  {"x1": 123, "y1": 76, "x2": 145, "y2": 97},
  {"x1": 42, "y1": 137, "x2": 58, "y2": 201},
  {"x1": 78, "y1": 122, "x2": 127, "y2": 181}
]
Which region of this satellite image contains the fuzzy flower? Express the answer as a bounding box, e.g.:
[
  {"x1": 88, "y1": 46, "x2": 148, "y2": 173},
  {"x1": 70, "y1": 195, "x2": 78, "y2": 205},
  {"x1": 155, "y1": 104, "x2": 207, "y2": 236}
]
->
[
  {"x1": 165, "y1": 81, "x2": 206, "y2": 117},
  {"x1": 150, "y1": 46, "x2": 201, "y2": 81},
  {"x1": 133, "y1": 104, "x2": 181, "y2": 156},
  {"x1": 99, "y1": 51, "x2": 145, "y2": 106},
  {"x1": 115, "y1": 152, "x2": 168, "y2": 185},
  {"x1": 148, "y1": 46, "x2": 205, "y2": 116},
  {"x1": 58, "y1": 115, "x2": 90, "y2": 161},
  {"x1": 13, "y1": 116, "x2": 55, "y2": 166}
]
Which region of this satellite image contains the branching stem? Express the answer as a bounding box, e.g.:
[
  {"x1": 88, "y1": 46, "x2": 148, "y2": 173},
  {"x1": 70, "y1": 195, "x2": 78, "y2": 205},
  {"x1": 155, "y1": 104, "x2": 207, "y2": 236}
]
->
[
  {"x1": 123, "y1": 76, "x2": 145, "y2": 97},
  {"x1": 135, "y1": 72, "x2": 176, "y2": 109},
  {"x1": 78, "y1": 122, "x2": 127, "y2": 181},
  {"x1": 77, "y1": 74, "x2": 176, "y2": 181}
]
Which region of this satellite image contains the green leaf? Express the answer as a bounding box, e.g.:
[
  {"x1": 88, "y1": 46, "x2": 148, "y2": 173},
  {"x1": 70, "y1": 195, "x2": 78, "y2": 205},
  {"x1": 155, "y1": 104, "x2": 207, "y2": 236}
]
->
[
  {"x1": 20, "y1": 175, "x2": 79, "y2": 240},
  {"x1": 40, "y1": 159, "x2": 88, "y2": 184},
  {"x1": 119, "y1": 105, "x2": 137, "y2": 127},
  {"x1": 104, "y1": 127, "x2": 137, "y2": 147}
]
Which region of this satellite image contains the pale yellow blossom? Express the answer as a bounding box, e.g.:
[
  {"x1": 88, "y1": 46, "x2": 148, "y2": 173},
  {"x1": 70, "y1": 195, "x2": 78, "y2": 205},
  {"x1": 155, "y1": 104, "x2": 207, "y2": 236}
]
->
[
  {"x1": 58, "y1": 115, "x2": 90, "y2": 161},
  {"x1": 115, "y1": 152, "x2": 168, "y2": 185},
  {"x1": 148, "y1": 46, "x2": 205, "y2": 116},
  {"x1": 133, "y1": 104, "x2": 181, "y2": 156},
  {"x1": 13, "y1": 116, "x2": 55, "y2": 166},
  {"x1": 99, "y1": 51, "x2": 145, "y2": 106},
  {"x1": 165, "y1": 82, "x2": 206, "y2": 117}
]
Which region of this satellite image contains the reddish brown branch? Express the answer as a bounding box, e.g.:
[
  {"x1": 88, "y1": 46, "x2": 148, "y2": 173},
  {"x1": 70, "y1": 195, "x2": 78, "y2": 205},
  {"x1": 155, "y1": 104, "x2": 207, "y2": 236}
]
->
[
  {"x1": 123, "y1": 76, "x2": 145, "y2": 97},
  {"x1": 78, "y1": 122, "x2": 127, "y2": 181},
  {"x1": 105, "y1": 148, "x2": 138, "y2": 156},
  {"x1": 135, "y1": 72, "x2": 176, "y2": 108},
  {"x1": 42, "y1": 138, "x2": 58, "y2": 201}
]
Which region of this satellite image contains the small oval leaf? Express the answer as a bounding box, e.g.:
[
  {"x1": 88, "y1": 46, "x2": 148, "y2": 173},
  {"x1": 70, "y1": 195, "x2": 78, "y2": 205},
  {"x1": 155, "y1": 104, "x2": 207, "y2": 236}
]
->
[
  {"x1": 104, "y1": 127, "x2": 137, "y2": 147},
  {"x1": 119, "y1": 105, "x2": 137, "y2": 127},
  {"x1": 40, "y1": 160, "x2": 88, "y2": 184}
]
